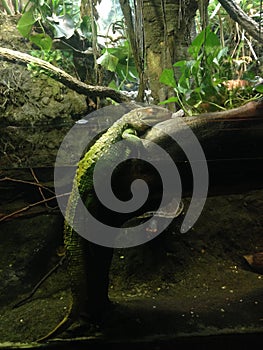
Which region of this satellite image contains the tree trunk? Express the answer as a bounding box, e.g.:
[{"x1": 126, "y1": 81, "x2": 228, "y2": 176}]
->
[{"x1": 142, "y1": 0, "x2": 198, "y2": 104}]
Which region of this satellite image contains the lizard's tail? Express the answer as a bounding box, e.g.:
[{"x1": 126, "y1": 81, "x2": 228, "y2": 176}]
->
[
  {"x1": 36, "y1": 240, "x2": 87, "y2": 342},
  {"x1": 36, "y1": 297, "x2": 75, "y2": 342}
]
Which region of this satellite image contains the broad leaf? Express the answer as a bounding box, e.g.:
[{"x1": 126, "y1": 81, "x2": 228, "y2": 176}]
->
[
  {"x1": 217, "y1": 47, "x2": 228, "y2": 61},
  {"x1": 97, "y1": 51, "x2": 119, "y2": 72},
  {"x1": 17, "y1": 7, "x2": 36, "y2": 37},
  {"x1": 159, "y1": 96, "x2": 179, "y2": 105},
  {"x1": 108, "y1": 80, "x2": 119, "y2": 90},
  {"x1": 159, "y1": 69, "x2": 176, "y2": 88},
  {"x1": 255, "y1": 84, "x2": 263, "y2": 93},
  {"x1": 188, "y1": 29, "x2": 205, "y2": 58},
  {"x1": 29, "y1": 33, "x2": 53, "y2": 51},
  {"x1": 173, "y1": 60, "x2": 187, "y2": 68},
  {"x1": 80, "y1": 15, "x2": 92, "y2": 39},
  {"x1": 205, "y1": 28, "x2": 220, "y2": 48}
]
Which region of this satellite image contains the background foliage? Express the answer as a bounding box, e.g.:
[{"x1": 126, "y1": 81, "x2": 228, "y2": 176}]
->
[{"x1": 0, "y1": 0, "x2": 262, "y2": 111}]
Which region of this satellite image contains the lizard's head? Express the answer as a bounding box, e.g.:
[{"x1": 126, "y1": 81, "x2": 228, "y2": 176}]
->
[{"x1": 131, "y1": 106, "x2": 173, "y2": 132}]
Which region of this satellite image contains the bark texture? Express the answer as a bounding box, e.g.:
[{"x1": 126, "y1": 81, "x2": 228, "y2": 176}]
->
[{"x1": 142, "y1": 0, "x2": 198, "y2": 103}]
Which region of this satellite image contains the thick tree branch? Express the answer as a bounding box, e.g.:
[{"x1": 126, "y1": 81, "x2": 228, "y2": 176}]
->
[
  {"x1": 218, "y1": 0, "x2": 262, "y2": 42},
  {"x1": 0, "y1": 47, "x2": 130, "y2": 103}
]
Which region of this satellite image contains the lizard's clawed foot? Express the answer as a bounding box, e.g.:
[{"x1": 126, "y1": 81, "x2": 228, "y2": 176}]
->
[
  {"x1": 38, "y1": 301, "x2": 116, "y2": 341},
  {"x1": 58, "y1": 301, "x2": 117, "y2": 338},
  {"x1": 55, "y1": 317, "x2": 102, "y2": 339},
  {"x1": 36, "y1": 299, "x2": 116, "y2": 342}
]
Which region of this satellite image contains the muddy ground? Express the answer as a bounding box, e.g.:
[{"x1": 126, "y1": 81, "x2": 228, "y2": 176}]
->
[{"x1": 0, "y1": 188, "x2": 262, "y2": 349}]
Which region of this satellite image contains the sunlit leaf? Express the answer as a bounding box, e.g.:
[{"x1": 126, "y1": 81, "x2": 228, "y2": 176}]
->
[
  {"x1": 255, "y1": 84, "x2": 263, "y2": 93},
  {"x1": 97, "y1": 51, "x2": 119, "y2": 72},
  {"x1": 159, "y1": 96, "x2": 179, "y2": 105},
  {"x1": 159, "y1": 69, "x2": 176, "y2": 88},
  {"x1": 205, "y1": 28, "x2": 220, "y2": 48},
  {"x1": 188, "y1": 29, "x2": 205, "y2": 58},
  {"x1": 29, "y1": 33, "x2": 53, "y2": 51},
  {"x1": 217, "y1": 47, "x2": 228, "y2": 61},
  {"x1": 173, "y1": 60, "x2": 187, "y2": 68},
  {"x1": 80, "y1": 15, "x2": 92, "y2": 39},
  {"x1": 108, "y1": 80, "x2": 118, "y2": 90},
  {"x1": 106, "y1": 42, "x2": 131, "y2": 61},
  {"x1": 17, "y1": 7, "x2": 36, "y2": 37}
]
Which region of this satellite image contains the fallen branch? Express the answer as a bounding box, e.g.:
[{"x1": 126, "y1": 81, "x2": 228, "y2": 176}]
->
[{"x1": 0, "y1": 47, "x2": 130, "y2": 103}]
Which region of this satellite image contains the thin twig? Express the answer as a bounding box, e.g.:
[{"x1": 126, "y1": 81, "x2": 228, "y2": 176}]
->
[
  {"x1": 13, "y1": 255, "x2": 66, "y2": 309},
  {"x1": 0, "y1": 176, "x2": 55, "y2": 195},
  {"x1": 30, "y1": 168, "x2": 50, "y2": 208},
  {"x1": 0, "y1": 193, "x2": 70, "y2": 222}
]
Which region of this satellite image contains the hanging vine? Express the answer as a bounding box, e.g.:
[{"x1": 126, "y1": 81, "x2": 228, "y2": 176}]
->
[
  {"x1": 119, "y1": 0, "x2": 145, "y2": 101},
  {"x1": 133, "y1": 0, "x2": 146, "y2": 101}
]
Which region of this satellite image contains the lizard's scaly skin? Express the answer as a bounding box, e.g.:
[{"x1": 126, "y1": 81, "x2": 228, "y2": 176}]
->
[{"x1": 38, "y1": 106, "x2": 172, "y2": 341}]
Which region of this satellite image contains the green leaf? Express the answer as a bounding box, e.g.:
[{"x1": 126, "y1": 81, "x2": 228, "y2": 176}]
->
[
  {"x1": 255, "y1": 84, "x2": 263, "y2": 93},
  {"x1": 205, "y1": 28, "x2": 220, "y2": 48},
  {"x1": 115, "y1": 64, "x2": 138, "y2": 81},
  {"x1": 173, "y1": 60, "x2": 187, "y2": 68},
  {"x1": 217, "y1": 47, "x2": 228, "y2": 61},
  {"x1": 17, "y1": 7, "x2": 36, "y2": 38},
  {"x1": 177, "y1": 83, "x2": 188, "y2": 94},
  {"x1": 108, "y1": 80, "x2": 118, "y2": 90},
  {"x1": 159, "y1": 96, "x2": 179, "y2": 105},
  {"x1": 80, "y1": 15, "x2": 92, "y2": 39},
  {"x1": 106, "y1": 42, "x2": 131, "y2": 61},
  {"x1": 159, "y1": 69, "x2": 176, "y2": 88},
  {"x1": 97, "y1": 51, "x2": 119, "y2": 72},
  {"x1": 178, "y1": 74, "x2": 191, "y2": 90},
  {"x1": 188, "y1": 29, "x2": 205, "y2": 58},
  {"x1": 29, "y1": 33, "x2": 53, "y2": 51}
]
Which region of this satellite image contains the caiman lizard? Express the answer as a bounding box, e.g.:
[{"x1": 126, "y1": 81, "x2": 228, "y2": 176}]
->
[{"x1": 38, "y1": 105, "x2": 173, "y2": 341}]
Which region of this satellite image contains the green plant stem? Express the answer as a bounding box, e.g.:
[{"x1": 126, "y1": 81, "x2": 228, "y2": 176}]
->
[
  {"x1": 21, "y1": 0, "x2": 30, "y2": 14},
  {"x1": 1, "y1": 0, "x2": 13, "y2": 15},
  {"x1": 176, "y1": 92, "x2": 191, "y2": 115},
  {"x1": 208, "y1": 102, "x2": 226, "y2": 110},
  {"x1": 13, "y1": 0, "x2": 19, "y2": 13}
]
